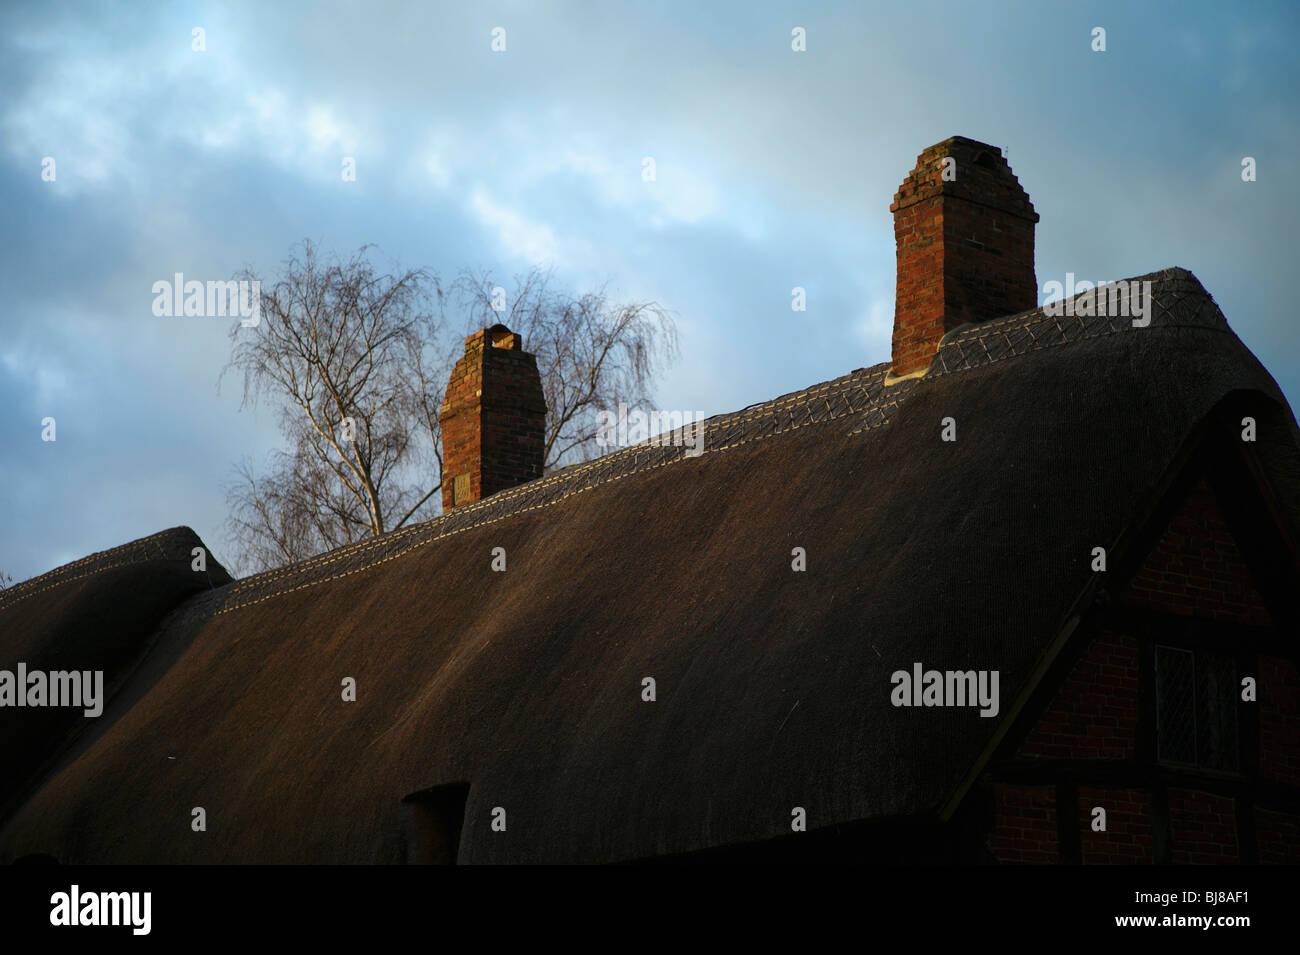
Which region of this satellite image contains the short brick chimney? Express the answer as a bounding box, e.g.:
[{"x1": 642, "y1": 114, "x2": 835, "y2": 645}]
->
[
  {"x1": 438, "y1": 324, "x2": 547, "y2": 510},
  {"x1": 890, "y1": 137, "x2": 1039, "y2": 379}
]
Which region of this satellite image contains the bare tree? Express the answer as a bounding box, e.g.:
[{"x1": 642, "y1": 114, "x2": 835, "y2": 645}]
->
[
  {"x1": 221, "y1": 241, "x2": 451, "y2": 574},
  {"x1": 453, "y1": 267, "x2": 677, "y2": 468},
  {"x1": 222, "y1": 245, "x2": 677, "y2": 576}
]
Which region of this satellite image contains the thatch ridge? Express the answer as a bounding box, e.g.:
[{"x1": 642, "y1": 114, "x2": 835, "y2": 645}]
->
[
  {"x1": 933, "y1": 267, "x2": 1230, "y2": 376},
  {"x1": 206, "y1": 363, "x2": 909, "y2": 615},
  {"x1": 0, "y1": 526, "x2": 232, "y2": 822},
  {"x1": 0, "y1": 526, "x2": 213, "y2": 613}
]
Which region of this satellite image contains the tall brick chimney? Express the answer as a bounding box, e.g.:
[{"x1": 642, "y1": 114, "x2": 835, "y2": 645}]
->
[
  {"x1": 439, "y1": 324, "x2": 547, "y2": 510},
  {"x1": 890, "y1": 136, "x2": 1039, "y2": 379}
]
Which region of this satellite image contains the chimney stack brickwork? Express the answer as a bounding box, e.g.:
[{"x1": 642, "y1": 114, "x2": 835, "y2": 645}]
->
[
  {"x1": 439, "y1": 324, "x2": 547, "y2": 510},
  {"x1": 891, "y1": 136, "x2": 1039, "y2": 378}
]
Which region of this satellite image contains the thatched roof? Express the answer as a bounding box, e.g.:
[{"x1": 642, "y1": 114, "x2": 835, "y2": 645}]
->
[
  {"x1": 0, "y1": 527, "x2": 230, "y2": 823},
  {"x1": 2, "y1": 268, "x2": 1297, "y2": 863}
]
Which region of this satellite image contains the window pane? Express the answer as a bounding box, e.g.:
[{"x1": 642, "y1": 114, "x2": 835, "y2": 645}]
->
[
  {"x1": 1196, "y1": 652, "x2": 1238, "y2": 772},
  {"x1": 1156, "y1": 646, "x2": 1196, "y2": 765}
]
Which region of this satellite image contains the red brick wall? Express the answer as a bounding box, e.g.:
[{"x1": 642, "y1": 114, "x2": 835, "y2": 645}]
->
[
  {"x1": 1168, "y1": 789, "x2": 1238, "y2": 864},
  {"x1": 1019, "y1": 632, "x2": 1139, "y2": 760},
  {"x1": 1255, "y1": 808, "x2": 1300, "y2": 864},
  {"x1": 439, "y1": 326, "x2": 546, "y2": 510},
  {"x1": 1260, "y1": 654, "x2": 1300, "y2": 788},
  {"x1": 1125, "y1": 479, "x2": 1271, "y2": 626},
  {"x1": 891, "y1": 137, "x2": 1038, "y2": 377},
  {"x1": 988, "y1": 784, "x2": 1057, "y2": 864},
  {"x1": 1078, "y1": 787, "x2": 1152, "y2": 864},
  {"x1": 480, "y1": 341, "x2": 547, "y2": 498},
  {"x1": 989, "y1": 477, "x2": 1296, "y2": 865},
  {"x1": 439, "y1": 334, "x2": 486, "y2": 509}
]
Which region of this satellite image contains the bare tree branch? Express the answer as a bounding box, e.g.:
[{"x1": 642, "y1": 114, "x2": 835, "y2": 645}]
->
[
  {"x1": 452, "y1": 267, "x2": 678, "y2": 470},
  {"x1": 220, "y1": 241, "x2": 449, "y2": 575},
  {"x1": 220, "y1": 246, "x2": 677, "y2": 577}
]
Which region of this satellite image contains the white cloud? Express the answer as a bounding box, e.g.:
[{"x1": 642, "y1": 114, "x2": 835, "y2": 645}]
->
[
  {"x1": 559, "y1": 149, "x2": 722, "y2": 226},
  {"x1": 852, "y1": 298, "x2": 893, "y2": 356},
  {"x1": 193, "y1": 91, "x2": 375, "y2": 174},
  {"x1": 645, "y1": 161, "x2": 722, "y2": 225},
  {"x1": 468, "y1": 190, "x2": 560, "y2": 264},
  {"x1": 303, "y1": 105, "x2": 345, "y2": 150},
  {"x1": 1, "y1": 58, "x2": 142, "y2": 193},
  {"x1": 561, "y1": 151, "x2": 632, "y2": 204},
  {"x1": 2, "y1": 343, "x2": 75, "y2": 408},
  {"x1": 424, "y1": 153, "x2": 451, "y2": 189},
  {"x1": 1, "y1": 31, "x2": 377, "y2": 196}
]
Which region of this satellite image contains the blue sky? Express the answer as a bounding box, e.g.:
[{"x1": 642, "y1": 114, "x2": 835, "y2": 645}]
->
[{"x1": 1, "y1": 0, "x2": 1297, "y2": 581}]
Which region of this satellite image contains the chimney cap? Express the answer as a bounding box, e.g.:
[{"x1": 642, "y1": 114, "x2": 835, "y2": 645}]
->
[
  {"x1": 487, "y1": 323, "x2": 520, "y2": 350},
  {"x1": 462, "y1": 323, "x2": 524, "y2": 353},
  {"x1": 890, "y1": 136, "x2": 1038, "y2": 223}
]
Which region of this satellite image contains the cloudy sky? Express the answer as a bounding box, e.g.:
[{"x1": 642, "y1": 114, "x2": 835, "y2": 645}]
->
[{"x1": 2, "y1": 0, "x2": 1297, "y2": 582}]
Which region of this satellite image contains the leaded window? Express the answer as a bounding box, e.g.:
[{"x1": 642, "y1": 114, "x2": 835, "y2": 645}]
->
[{"x1": 1155, "y1": 645, "x2": 1238, "y2": 773}]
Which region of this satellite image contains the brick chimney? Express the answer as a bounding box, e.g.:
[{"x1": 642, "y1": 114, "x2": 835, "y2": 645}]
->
[
  {"x1": 890, "y1": 137, "x2": 1039, "y2": 379},
  {"x1": 438, "y1": 324, "x2": 547, "y2": 510}
]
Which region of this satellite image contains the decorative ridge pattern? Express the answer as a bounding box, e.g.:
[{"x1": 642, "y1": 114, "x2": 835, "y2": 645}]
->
[
  {"x1": 0, "y1": 526, "x2": 201, "y2": 612},
  {"x1": 932, "y1": 267, "x2": 1229, "y2": 376},
  {"x1": 199, "y1": 362, "x2": 900, "y2": 616}
]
